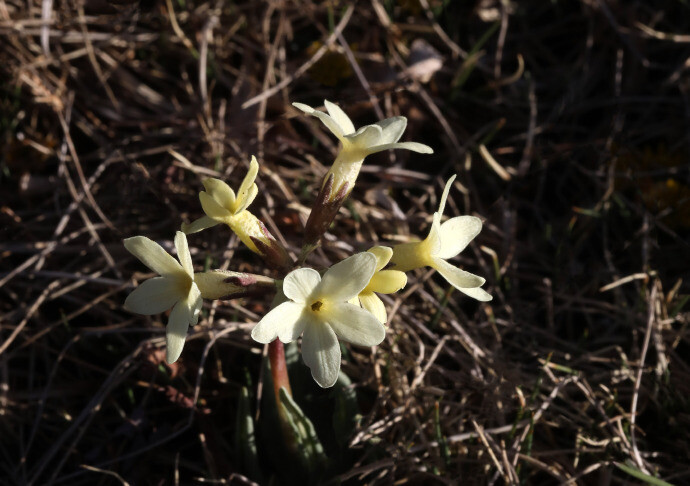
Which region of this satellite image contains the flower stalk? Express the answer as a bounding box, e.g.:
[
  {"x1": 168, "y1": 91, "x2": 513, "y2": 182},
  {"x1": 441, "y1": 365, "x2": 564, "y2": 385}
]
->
[
  {"x1": 268, "y1": 340, "x2": 292, "y2": 399},
  {"x1": 268, "y1": 339, "x2": 300, "y2": 458}
]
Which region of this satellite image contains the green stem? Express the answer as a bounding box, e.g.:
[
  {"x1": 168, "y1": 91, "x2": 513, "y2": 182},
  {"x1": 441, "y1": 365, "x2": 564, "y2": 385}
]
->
[{"x1": 296, "y1": 243, "x2": 318, "y2": 267}]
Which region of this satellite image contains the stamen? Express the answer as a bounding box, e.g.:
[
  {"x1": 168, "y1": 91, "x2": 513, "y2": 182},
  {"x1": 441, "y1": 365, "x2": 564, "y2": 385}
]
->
[{"x1": 311, "y1": 301, "x2": 323, "y2": 312}]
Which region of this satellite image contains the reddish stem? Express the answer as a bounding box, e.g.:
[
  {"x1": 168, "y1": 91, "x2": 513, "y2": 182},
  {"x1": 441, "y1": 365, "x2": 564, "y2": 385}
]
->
[
  {"x1": 268, "y1": 340, "x2": 292, "y2": 399},
  {"x1": 268, "y1": 340, "x2": 297, "y2": 452}
]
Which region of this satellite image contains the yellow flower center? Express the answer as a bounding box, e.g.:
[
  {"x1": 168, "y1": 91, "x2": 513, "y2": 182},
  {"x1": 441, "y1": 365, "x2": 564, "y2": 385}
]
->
[
  {"x1": 310, "y1": 300, "x2": 324, "y2": 312},
  {"x1": 174, "y1": 275, "x2": 193, "y2": 296}
]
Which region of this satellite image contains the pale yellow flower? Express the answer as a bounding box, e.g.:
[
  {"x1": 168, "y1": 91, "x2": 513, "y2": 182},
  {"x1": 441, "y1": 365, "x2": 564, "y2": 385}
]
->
[
  {"x1": 183, "y1": 156, "x2": 290, "y2": 268},
  {"x1": 124, "y1": 232, "x2": 202, "y2": 363},
  {"x1": 389, "y1": 176, "x2": 492, "y2": 301},
  {"x1": 292, "y1": 100, "x2": 433, "y2": 200},
  {"x1": 183, "y1": 156, "x2": 259, "y2": 246},
  {"x1": 352, "y1": 246, "x2": 407, "y2": 323},
  {"x1": 251, "y1": 252, "x2": 385, "y2": 388}
]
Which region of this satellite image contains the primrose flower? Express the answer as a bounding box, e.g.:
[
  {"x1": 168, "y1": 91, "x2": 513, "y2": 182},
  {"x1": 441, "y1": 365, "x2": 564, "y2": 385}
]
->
[
  {"x1": 124, "y1": 232, "x2": 202, "y2": 363},
  {"x1": 293, "y1": 100, "x2": 433, "y2": 245},
  {"x1": 183, "y1": 156, "x2": 291, "y2": 269},
  {"x1": 352, "y1": 246, "x2": 407, "y2": 323},
  {"x1": 389, "y1": 176, "x2": 492, "y2": 302},
  {"x1": 251, "y1": 252, "x2": 386, "y2": 388}
]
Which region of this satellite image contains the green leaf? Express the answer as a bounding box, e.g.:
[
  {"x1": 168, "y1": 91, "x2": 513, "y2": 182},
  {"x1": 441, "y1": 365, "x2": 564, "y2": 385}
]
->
[
  {"x1": 235, "y1": 387, "x2": 261, "y2": 481},
  {"x1": 279, "y1": 387, "x2": 328, "y2": 475},
  {"x1": 614, "y1": 462, "x2": 675, "y2": 486},
  {"x1": 451, "y1": 20, "x2": 500, "y2": 97},
  {"x1": 332, "y1": 372, "x2": 360, "y2": 448},
  {"x1": 434, "y1": 402, "x2": 450, "y2": 470}
]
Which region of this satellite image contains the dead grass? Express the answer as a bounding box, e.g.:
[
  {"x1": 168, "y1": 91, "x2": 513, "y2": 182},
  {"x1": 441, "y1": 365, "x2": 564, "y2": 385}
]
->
[{"x1": 1, "y1": 0, "x2": 689, "y2": 484}]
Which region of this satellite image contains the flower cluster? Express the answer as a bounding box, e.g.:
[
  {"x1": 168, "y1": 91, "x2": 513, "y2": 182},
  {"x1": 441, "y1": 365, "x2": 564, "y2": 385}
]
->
[{"x1": 123, "y1": 100, "x2": 491, "y2": 388}]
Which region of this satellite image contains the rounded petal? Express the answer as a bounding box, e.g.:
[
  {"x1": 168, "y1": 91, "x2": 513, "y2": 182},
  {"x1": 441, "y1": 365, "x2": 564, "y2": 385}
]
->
[
  {"x1": 301, "y1": 321, "x2": 340, "y2": 388},
  {"x1": 436, "y1": 216, "x2": 483, "y2": 259},
  {"x1": 326, "y1": 302, "x2": 386, "y2": 345},
  {"x1": 324, "y1": 100, "x2": 355, "y2": 135},
  {"x1": 174, "y1": 231, "x2": 194, "y2": 278},
  {"x1": 277, "y1": 312, "x2": 309, "y2": 343},
  {"x1": 376, "y1": 116, "x2": 407, "y2": 144},
  {"x1": 236, "y1": 156, "x2": 259, "y2": 208},
  {"x1": 251, "y1": 301, "x2": 305, "y2": 344},
  {"x1": 124, "y1": 277, "x2": 181, "y2": 315},
  {"x1": 367, "y1": 141, "x2": 434, "y2": 155},
  {"x1": 346, "y1": 124, "x2": 382, "y2": 151},
  {"x1": 432, "y1": 257, "x2": 485, "y2": 290},
  {"x1": 124, "y1": 236, "x2": 184, "y2": 278},
  {"x1": 202, "y1": 178, "x2": 236, "y2": 209},
  {"x1": 366, "y1": 270, "x2": 407, "y2": 294},
  {"x1": 458, "y1": 286, "x2": 493, "y2": 302},
  {"x1": 166, "y1": 300, "x2": 191, "y2": 364},
  {"x1": 356, "y1": 292, "x2": 388, "y2": 324},
  {"x1": 293, "y1": 102, "x2": 345, "y2": 140},
  {"x1": 367, "y1": 246, "x2": 393, "y2": 272},
  {"x1": 182, "y1": 216, "x2": 219, "y2": 235},
  {"x1": 318, "y1": 252, "x2": 376, "y2": 302},
  {"x1": 283, "y1": 268, "x2": 321, "y2": 304},
  {"x1": 199, "y1": 191, "x2": 232, "y2": 221}
]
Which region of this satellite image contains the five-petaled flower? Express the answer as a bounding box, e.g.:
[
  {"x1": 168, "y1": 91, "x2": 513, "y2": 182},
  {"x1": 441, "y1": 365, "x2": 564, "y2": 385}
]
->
[
  {"x1": 183, "y1": 156, "x2": 291, "y2": 269},
  {"x1": 124, "y1": 231, "x2": 202, "y2": 363},
  {"x1": 294, "y1": 100, "x2": 433, "y2": 245},
  {"x1": 293, "y1": 100, "x2": 433, "y2": 201},
  {"x1": 389, "y1": 175, "x2": 492, "y2": 302},
  {"x1": 251, "y1": 252, "x2": 386, "y2": 388},
  {"x1": 352, "y1": 246, "x2": 407, "y2": 323}
]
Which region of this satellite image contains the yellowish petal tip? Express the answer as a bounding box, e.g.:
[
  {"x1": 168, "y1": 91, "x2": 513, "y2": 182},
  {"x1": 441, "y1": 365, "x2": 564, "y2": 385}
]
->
[
  {"x1": 367, "y1": 246, "x2": 393, "y2": 271},
  {"x1": 292, "y1": 102, "x2": 313, "y2": 113},
  {"x1": 438, "y1": 175, "x2": 457, "y2": 217},
  {"x1": 201, "y1": 178, "x2": 216, "y2": 192}
]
